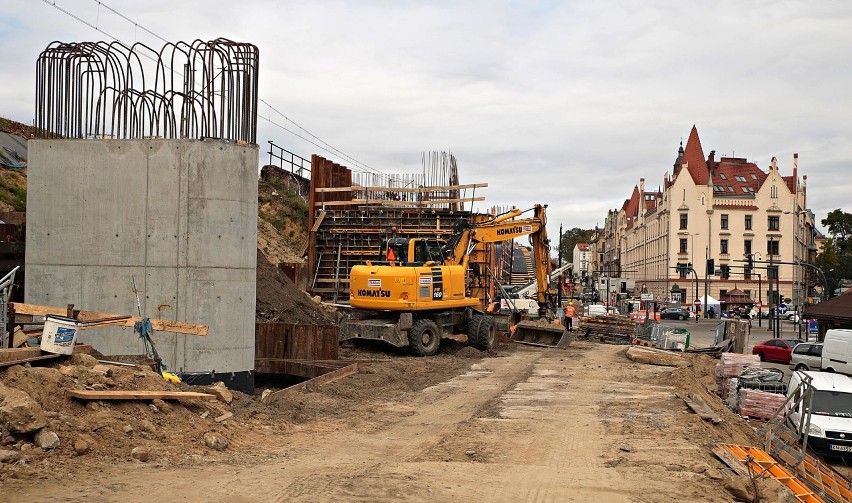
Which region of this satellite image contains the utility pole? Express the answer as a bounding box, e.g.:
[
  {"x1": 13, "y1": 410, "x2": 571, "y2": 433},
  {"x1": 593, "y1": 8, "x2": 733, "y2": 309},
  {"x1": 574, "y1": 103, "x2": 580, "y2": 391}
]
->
[
  {"x1": 768, "y1": 238, "x2": 775, "y2": 337},
  {"x1": 704, "y1": 246, "x2": 710, "y2": 319}
]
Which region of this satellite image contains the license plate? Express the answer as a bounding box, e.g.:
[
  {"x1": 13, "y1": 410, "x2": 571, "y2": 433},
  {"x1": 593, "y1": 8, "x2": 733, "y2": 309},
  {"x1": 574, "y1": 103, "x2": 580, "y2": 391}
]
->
[{"x1": 829, "y1": 444, "x2": 852, "y2": 452}]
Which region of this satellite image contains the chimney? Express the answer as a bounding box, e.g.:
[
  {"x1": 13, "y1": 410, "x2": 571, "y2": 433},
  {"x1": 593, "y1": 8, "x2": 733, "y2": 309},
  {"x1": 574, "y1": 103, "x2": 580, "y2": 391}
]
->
[
  {"x1": 771, "y1": 157, "x2": 778, "y2": 172},
  {"x1": 707, "y1": 150, "x2": 716, "y2": 184},
  {"x1": 793, "y1": 152, "x2": 798, "y2": 185}
]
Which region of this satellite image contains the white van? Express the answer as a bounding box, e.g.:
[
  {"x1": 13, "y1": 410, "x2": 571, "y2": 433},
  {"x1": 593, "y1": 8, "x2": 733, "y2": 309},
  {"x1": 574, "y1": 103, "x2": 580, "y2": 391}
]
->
[
  {"x1": 820, "y1": 329, "x2": 852, "y2": 375},
  {"x1": 787, "y1": 370, "x2": 852, "y2": 457}
]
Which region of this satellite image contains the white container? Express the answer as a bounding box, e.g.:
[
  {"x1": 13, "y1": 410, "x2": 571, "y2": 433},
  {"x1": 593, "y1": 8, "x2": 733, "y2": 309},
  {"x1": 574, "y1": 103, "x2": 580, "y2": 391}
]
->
[{"x1": 40, "y1": 315, "x2": 81, "y2": 355}]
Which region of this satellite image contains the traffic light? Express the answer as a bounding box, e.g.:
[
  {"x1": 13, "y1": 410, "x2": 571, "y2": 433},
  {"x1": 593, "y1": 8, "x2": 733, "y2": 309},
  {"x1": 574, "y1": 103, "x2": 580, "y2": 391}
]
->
[{"x1": 706, "y1": 259, "x2": 715, "y2": 276}]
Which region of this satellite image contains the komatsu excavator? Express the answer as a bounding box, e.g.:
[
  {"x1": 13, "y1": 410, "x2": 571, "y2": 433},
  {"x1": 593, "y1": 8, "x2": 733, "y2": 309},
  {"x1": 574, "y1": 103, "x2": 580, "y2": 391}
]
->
[{"x1": 340, "y1": 204, "x2": 570, "y2": 355}]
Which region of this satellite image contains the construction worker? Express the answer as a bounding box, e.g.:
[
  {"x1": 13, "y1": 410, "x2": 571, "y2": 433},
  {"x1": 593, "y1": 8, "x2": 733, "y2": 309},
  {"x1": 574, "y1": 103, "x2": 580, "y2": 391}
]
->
[{"x1": 563, "y1": 302, "x2": 575, "y2": 332}]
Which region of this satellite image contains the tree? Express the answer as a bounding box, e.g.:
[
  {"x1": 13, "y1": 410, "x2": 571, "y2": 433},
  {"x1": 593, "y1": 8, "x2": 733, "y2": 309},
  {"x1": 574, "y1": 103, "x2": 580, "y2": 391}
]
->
[
  {"x1": 816, "y1": 209, "x2": 852, "y2": 298},
  {"x1": 558, "y1": 227, "x2": 594, "y2": 267}
]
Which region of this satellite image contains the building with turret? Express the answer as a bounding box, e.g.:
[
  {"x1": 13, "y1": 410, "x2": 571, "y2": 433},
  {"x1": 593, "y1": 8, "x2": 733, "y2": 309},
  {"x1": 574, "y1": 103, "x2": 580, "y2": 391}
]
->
[{"x1": 594, "y1": 125, "x2": 818, "y2": 312}]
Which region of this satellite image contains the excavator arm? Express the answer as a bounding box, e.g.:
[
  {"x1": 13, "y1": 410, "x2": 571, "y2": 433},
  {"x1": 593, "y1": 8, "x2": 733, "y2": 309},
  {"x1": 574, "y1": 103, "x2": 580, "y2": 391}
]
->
[{"x1": 448, "y1": 205, "x2": 558, "y2": 317}]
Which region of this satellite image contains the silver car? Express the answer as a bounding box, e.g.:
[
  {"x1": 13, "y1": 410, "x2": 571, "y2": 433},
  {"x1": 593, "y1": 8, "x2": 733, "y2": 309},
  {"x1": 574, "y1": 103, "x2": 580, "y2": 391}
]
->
[{"x1": 789, "y1": 342, "x2": 823, "y2": 371}]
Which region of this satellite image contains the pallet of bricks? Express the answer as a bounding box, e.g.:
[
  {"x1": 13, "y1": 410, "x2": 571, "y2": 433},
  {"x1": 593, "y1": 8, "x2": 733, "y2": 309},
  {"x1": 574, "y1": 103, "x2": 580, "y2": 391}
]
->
[
  {"x1": 577, "y1": 314, "x2": 635, "y2": 345},
  {"x1": 715, "y1": 353, "x2": 761, "y2": 410},
  {"x1": 737, "y1": 388, "x2": 787, "y2": 420}
]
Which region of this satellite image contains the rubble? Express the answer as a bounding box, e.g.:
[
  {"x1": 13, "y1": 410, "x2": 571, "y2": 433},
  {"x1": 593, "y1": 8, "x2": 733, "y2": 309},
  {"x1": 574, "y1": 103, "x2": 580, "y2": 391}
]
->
[{"x1": 0, "y1": 382, "x2": 47, "y2": 434}]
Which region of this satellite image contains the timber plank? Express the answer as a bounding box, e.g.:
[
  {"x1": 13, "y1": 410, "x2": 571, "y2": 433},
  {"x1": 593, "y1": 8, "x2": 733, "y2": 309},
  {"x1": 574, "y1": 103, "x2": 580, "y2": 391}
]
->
[
  {"x1": 11, "y1": 303, "x2": 208, "y2": 336},
  {"x1": 67, "y1": 390, "x2": 216, "y2": 401},
  {"x1": 265, "y1": 363, "x2": 361, "y2": 401},
  {"x1": 0, "y1": 354, "x2": 63, "y2": 369}
]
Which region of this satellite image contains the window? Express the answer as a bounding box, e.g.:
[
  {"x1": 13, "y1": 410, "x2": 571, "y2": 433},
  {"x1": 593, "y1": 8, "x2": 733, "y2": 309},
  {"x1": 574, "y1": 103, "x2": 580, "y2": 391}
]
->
[
  {"x1": 768, "y1": 215, "x2": 780, "y2": 231},
  {"x1": 744, "y1": 240, "x2": 752, "y2": 255},
  {"x1": 728, "y1": 185, "x2": 735, "y2": 192},
  {"x1": 745, "y1": 215, "x2": 752, "y2": 230},
  {"x1": 751, "y1": 173, "x2": 758, "y2": 180},
  {"x1": 735, "y1": 175, "x2": 747, "y2": 182},
  {"x1": 719, "y1": 173, "x2": 728, "y2": 180},
  {"x1": 680, "y1": 214, "x2": 688, "y2": 229},
  {"x1": 767, "y1": 239, "x2": 779, "y2": 256},
  {"x1": 680, "y1": 238, "x2": 688, "y2": 253},
  {"x1": 714, "y1": 185, "x2": 724, "y2": 192},
  {"x1": 744, "y1": 289, "x2": 751, "y2": 299},
  {"x1": 720, "y1": 289, "x2": 728, "y2": 298},
  {"x1": 720, "y1": 239, "x2": 729, "y2": 254},
  {"x1": 721, "y1": 214, "x2": 729, "y2": 229},
  {"x1": 741, "y1": 187, "x2": 750, "y2": 193}
]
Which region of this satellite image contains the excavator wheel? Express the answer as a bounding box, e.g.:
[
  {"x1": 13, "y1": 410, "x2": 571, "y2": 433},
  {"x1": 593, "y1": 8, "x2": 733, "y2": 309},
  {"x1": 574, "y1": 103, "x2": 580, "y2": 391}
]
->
[
  {"x1": 468, "y1": 314, "x2": 496, "y2": 351},
  {"x1": 408, "y1": 319, "x2": 441, "y2": 356}
]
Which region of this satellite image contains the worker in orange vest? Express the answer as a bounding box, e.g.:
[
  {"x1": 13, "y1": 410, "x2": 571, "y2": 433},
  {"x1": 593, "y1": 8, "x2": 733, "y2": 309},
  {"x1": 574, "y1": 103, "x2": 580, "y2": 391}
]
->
[{"x1": 563, "y1": 302, "x2": 575, "y2": 332}]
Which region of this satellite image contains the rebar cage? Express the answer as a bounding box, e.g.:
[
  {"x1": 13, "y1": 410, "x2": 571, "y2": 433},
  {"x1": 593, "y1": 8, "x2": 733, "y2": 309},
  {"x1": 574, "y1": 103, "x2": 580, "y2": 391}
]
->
[{"x1": 35, "y1": 38, "x2": 259, "y2": 144}]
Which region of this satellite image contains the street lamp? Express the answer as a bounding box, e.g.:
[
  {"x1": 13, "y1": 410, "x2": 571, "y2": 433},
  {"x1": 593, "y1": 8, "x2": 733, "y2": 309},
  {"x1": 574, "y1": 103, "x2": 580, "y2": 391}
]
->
[
  {"x1": 678, "y1": 231, "x2": 699, "y2": 265},
  {"x1": 678, "y1": 231, "x2": 700, "y2": 315}
]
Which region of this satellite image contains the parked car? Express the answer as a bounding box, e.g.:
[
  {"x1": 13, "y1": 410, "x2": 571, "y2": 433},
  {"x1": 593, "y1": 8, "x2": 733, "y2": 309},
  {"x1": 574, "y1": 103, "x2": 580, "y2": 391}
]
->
[
  {"x1": 752, "y1": 338, "x2": 805, "y2": 363},
  {"x1": 821, "y1": 329, "x2": 852, "y2": 375},
  {"x1": 660, "y1": 307, "x2": 692, "y2": 320},
  {"x1": 789, "y1": 342, "x2": 824, "y2": 371},
  {"x1": 786, "y1": 370, "x2": 852, "y2": 458}
]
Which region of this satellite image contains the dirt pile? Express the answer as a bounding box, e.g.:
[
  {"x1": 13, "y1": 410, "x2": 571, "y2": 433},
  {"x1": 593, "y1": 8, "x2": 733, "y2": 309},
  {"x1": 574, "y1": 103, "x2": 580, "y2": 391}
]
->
[
  {"x1": 255, "y1": 249, "x2": 335, "y2": 323},
  {"x1": 0, "y1": 339, "x2": 492, "y2": 484}
]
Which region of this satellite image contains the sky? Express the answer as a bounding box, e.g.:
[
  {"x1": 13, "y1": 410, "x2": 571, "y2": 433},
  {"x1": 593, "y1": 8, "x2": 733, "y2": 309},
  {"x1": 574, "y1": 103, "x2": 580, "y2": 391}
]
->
[{"x1": 2, "y1": 0, "x2": 850, "y2": 235}]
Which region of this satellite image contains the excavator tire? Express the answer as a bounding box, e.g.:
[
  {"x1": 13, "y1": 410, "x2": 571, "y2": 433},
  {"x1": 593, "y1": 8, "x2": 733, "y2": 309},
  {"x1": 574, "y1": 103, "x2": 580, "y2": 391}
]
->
[
  {"x1": 468, "y1": 314, "x2": 496, "y2": 351},
  {"x1": 408, "y1": 319, "x2": 441, "y2": 356}
]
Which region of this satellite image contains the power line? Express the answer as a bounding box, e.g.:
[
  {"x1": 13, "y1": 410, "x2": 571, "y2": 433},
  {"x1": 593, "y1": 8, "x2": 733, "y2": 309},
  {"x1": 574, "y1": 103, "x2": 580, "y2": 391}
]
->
[{"x1": 38, "y1": 0, "x2": 388, "y2": 176}]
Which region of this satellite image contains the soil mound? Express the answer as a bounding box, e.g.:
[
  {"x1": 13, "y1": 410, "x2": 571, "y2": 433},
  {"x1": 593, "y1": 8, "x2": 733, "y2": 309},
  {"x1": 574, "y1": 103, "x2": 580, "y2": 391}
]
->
[{"x1": 255, "y1": 249, "x2": 335, "y2": 324}]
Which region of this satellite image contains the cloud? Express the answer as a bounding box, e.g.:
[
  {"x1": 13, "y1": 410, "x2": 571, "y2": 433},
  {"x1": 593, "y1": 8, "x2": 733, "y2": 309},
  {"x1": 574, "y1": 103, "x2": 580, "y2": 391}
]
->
[{"x1": 2, "y1": 0, "x2": 850, "y2": 234}]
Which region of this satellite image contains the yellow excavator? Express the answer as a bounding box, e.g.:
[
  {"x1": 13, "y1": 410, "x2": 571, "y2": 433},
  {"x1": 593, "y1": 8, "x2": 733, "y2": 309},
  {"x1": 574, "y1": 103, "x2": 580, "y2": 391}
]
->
[{"x1": 341, "y1": 204, "x2": 569, "y2": 355}]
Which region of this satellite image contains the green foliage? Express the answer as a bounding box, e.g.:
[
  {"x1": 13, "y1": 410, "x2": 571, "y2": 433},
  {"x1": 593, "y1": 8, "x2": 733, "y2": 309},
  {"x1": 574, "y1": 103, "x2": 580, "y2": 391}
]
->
[
  {"x1": 0, "y1": 174, "x2": 27, "y2": 211},
  {"x1": 816, "y1": 209, "x2": 852, "y2": 297},
  {"x1": 558, "y1": 227, "x2": 594, "y2": 262}
]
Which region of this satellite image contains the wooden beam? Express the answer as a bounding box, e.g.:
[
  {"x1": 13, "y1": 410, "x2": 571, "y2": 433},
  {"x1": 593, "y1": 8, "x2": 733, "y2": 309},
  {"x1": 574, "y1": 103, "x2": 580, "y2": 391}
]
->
[
  {"x1": 10, "y1": 303, "x2": 208, "y2": 336},
  {"x1": 66, "y1": 390, "x2": 217, "y2": 401},
  {"x1": 264, "y1": 363, "x2": 361, "y2": 401},
  {"x1": 315, "y1": 183, "x2": 488, "y2": 193},
  {"x1": 0, "y1": 354, "x2": 63, "y2": 369},
  {"x1": 314, "y1": 196, "x2": 485, "y2": 207}
]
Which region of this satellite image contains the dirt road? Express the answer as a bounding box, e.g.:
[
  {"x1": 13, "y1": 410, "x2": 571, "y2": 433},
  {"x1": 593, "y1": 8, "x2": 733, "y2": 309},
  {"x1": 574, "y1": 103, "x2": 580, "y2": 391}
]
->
[{"x1": 4, "y1": 342, "x2": 759, "y2": 502}]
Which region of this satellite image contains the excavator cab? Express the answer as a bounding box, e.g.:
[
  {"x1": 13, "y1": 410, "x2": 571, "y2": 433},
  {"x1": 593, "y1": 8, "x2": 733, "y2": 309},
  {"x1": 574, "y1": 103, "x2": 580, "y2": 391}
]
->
[{"x1": 378, "y1": 238, "x2": 447, "y2": 265}]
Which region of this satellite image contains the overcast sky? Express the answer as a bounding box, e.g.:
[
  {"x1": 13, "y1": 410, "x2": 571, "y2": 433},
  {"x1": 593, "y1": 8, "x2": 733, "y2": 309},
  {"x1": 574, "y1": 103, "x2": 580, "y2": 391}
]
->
[{"x1": 2, "y1": 1, "x2": 850, "y2": 235}]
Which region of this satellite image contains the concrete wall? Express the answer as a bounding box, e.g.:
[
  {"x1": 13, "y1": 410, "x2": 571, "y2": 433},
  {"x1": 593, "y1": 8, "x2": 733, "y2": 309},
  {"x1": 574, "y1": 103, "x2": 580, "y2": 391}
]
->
[{"x1": 25, "y1": 139, "x2": 258, "y2": 374}]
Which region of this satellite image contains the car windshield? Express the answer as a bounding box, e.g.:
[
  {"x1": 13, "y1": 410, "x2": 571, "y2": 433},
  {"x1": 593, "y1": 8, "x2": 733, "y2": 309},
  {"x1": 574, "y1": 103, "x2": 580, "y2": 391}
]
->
[
  {"x1": 811, "y1": 390, "x2": 852, "y2": 417},
  {"x1": 784, "y1": 339, "x2": 802, "y2": 347}
]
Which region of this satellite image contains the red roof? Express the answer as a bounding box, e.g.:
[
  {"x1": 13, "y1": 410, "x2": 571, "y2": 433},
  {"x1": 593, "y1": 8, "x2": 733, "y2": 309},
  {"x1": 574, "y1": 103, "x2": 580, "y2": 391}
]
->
[
  {"x1": 680, "y1": 125, "x2": 708, "y2": 185},
  {"x1": 710, "y1": 157, "x2": 767, "y2": 196},
  {"x1": 577, "y1": 243, "x2": 589, "y2": 251}
]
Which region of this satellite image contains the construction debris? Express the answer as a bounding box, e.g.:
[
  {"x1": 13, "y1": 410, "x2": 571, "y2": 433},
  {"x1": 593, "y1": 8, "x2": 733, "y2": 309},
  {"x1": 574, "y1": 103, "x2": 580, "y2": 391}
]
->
[
  {"x1": 577, "y1": 314, "x2": 635, "y2": 344},
  {"x1": 625, "y1": 346, "x2": 689, "y2": 367}
]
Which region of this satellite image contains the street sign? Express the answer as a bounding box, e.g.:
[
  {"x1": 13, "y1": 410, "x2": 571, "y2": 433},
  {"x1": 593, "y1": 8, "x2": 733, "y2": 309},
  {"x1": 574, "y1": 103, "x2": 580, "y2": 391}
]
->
[
  {"x1": 777, "y1": 303, "x2": 788, "y2": 315},
  {"x1": 693, "y1": 299, "x2": 700, "y2": 308},
  {"x1": 640, "y1": 293, "x2": 653, "y2": 301}
]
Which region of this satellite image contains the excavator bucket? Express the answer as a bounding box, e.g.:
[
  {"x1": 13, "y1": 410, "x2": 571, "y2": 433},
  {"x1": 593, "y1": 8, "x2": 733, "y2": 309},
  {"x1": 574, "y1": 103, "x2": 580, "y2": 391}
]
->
[{"x1": 511, "y1": 320, "x2": 573, "y2": 348}]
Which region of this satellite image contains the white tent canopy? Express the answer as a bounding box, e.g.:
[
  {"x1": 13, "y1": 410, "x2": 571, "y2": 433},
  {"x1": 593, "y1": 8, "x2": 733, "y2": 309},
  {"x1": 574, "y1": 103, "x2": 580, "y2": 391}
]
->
[{"x1": 696, "y1": 294, "x2": 721, "y2": 311}]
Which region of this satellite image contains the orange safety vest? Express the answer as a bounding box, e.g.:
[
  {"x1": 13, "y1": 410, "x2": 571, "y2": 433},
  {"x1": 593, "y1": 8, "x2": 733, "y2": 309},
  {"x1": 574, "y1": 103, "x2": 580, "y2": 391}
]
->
[{"x1": 564, "y1": 305, "x2": 575, "y2": 318}]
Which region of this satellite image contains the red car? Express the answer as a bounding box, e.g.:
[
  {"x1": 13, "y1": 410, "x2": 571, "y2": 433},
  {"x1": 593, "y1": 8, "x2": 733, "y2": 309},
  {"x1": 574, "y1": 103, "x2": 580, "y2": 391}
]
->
[{"x1": 752, "y1": 338, "x2": 804, "y2": 363}]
